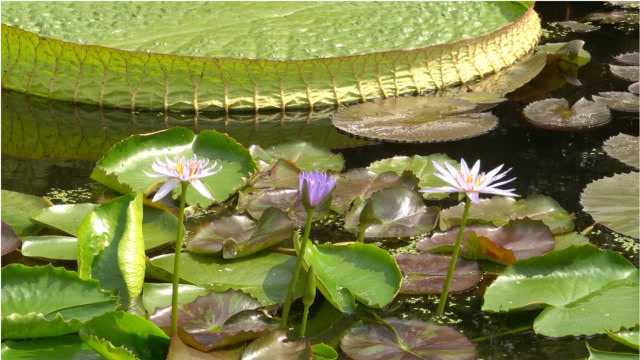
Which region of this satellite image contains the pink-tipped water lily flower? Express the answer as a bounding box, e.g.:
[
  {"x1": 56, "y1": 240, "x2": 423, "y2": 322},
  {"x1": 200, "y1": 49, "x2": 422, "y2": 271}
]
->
[
  {"x1": 421, "y1": 159, "x2": 518, "y2": 203},
  {"x1": 146, "y1": 155, "x2": 221, "y2": 202},
  {"x1": 298, "y1": 171, "x2": 337, "y2": 209}
]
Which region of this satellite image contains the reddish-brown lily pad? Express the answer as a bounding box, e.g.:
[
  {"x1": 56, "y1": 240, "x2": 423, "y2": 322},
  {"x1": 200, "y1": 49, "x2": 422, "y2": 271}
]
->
[
  {"x1": 340, "y1": 318, "x2": 476, "y2": 360},
  {"x1": 395, "y1": 253, "x2": 481, "y2": 295},
  {"x1": 166, "y1": 335, "x2": 244, "y2": 360},
  {"x1": 242, "y1": 330, "x2": 310, "y2": 360}
]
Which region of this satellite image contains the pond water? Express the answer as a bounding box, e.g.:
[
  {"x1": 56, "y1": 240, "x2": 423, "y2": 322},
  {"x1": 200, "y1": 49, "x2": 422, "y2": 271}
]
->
[{"x1": 2, "y1": 2, "x2": 638, "y2": 359}]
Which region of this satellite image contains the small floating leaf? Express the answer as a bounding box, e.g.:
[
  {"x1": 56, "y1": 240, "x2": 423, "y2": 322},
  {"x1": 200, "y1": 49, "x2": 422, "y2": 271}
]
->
[
  {"x1": 166, "y1": 335, "x2": 244, "y2": 360},
  {"x1": 142, "y1": 283, "x2": 210, "y2": 315},
  {"x1": 250, "y1": 142, "x2": 344, "y2": 172},
  {"x1": 340, "y1": 318, "x2": 476, "y2": 360},
  {"x1": 1, "y1": 189, "x2": 49, "y2": 236},
  {"x1": 242, "y1": 330, "x2": 310, "y2": 359},
  {"x1": 237, "y1": 188, "x2": 313, "y2": 226},
  {"x1": 523, "y1": 97, "x2": 611, "y2": 131},
  {"x1": 466, "y1": 53, "x2": 548, "y2": 96},
  {"x1": 587, "y1": 10, "x2": 639, "y2": 24},
  {"x1": 581, "y1": 173, "x2": 639, "y2": 238},
  {"x1": 32, "y1": 203, "x2": 97, "y2": 235},
  {"x1": 537, "y1": 40, "x2": 592, "y2": 67},
  {"x1": 21, "y1": 235, "x2": 78, "y2": 260},
  {"x1": 330, "y1": 169, "x2": 411, "y2": 214},
  {"x1": 0, "y1": 335, "x2": 102, "y2": 360},
  {"x1": 551, "y1": 20, "x2": 599, "y2": 32},
  {"x1": 593, "y1": 91, "x2": 640, "y2": 113},
  {"x1": 615, "y1": 52, "x2": 640, "y2": 66},
  {"x1": 609, "y1": 65, "x2": 640, "y2": 82},
  {"x1": 629, "y1": 82, "x2": 639, "y2": 95},
  {"x1": 603, "y1": 133, "x2": 639, "y2": 169},
  {"x1": 395, "y1": 253, "x2": 481, "y2": 295},
  {"x1": 553, "y1": 232, "x2": 591, "y2": 251},
  {"x1": 1, "y1": 221, "x2": 20, "y2": 256}
]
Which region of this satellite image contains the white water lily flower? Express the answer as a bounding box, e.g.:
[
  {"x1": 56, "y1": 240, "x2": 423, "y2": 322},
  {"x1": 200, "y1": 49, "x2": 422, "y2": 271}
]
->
[
  {"x1": 146, "y1": 155, "x2": 222, "y2": 202},
  {"x1": 421, "y1": 159, "x2": 518, "y2": 203}
]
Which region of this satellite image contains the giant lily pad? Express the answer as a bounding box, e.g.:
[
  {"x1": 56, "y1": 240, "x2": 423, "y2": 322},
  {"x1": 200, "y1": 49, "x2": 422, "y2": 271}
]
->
[
  {"x1": 1, "y1": 264, "x2": 117, "y2": 339},
  {"x1": 483, "y1": 246, "x2": 638, "y2": 337},
  {"x1": 150, "y1": 291, "x2": 274, "y2": 351},
  {"x1": 332, "y1": 96, "x2": 498, "y2": 143},
  {"x1": 344, "y1": 187, "x2": 438, "y2": 239},
  {"x1": 1, "y1": 221, "x2": 20, "y2": 256},
  {"x1": 0, "y1": 335, "x2": 102, "y2": 360},
  {"x1": 603, "y1": 134, "x2": 639, "y2": 169},
  {"x1": 303, "y1": 242, "x2": 402, "y2": 313},
  {"x1": 581, "y1": 173, "x2": 639, "y2": 238},
  {"x1": 250, "y1": 142, "x2": 344, "y2": 172},
  {"x1": 440, "y1": 195, "x2": 574, "y2": 235},
  {"x1": 91, "y1": 127, "x2": 255, "y2": 207},
  {"x1": 187, "y1": 208, "x2": 293, "y2": 258},
  {"x1": 609, "y1": 65, "x2": 640, "y2": 82},
  {"x1": 395, "y1": 253, "x2": 481, "y2": 295},
  {"x1": 340, "y1": 318, "x2": 476, "y2": 360},
  {"x1": 77, "y1": 193, "x2": 146, "y2": 308},
  {"x1": 149, "y1": 252, "x2": 302, "y2": 306},
  {"x1": 523, "y1": 97, "x2": 611, "y2": 131},
  {"x1": 1, "y1": 3, "x2": 540, "y2": 111},
  {"x1": 1, "y1": 189, "x2": 50, "y2": 235},
  {"x1": 419, "y1": 219, "x2": 555, "y2": 263},
  {"x1": 368, "y1": 154, "x2": 458, "y2": 200},
  {"x1": 330, "y1": 169, "x2": 411, "y2": 214},
  {"x1": 593, "y1": 91, "x2": 639, "y2": 113}
]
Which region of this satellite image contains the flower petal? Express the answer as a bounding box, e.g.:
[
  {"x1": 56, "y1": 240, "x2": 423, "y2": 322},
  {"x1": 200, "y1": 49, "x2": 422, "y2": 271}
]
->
[
  {"x1": 190, "y1": 179, "x2": 214, "y2": 200},
  {"x1": 467, "y1": 192, "x2": 480, "y2": 203},
  {"x1": 419, "y1": 186, "x2": 459, "y2": 194},
  {"x1": 152, "y1": 179, "x2": 180, "y2": 202}
]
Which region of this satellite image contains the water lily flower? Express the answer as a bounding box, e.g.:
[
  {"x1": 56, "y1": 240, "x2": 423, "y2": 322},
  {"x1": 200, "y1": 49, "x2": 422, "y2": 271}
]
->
[
  {"x1": 298, "y1": 171, "x2": 336, "y2": 209},
  {"x1": 421, "y1": 159, "x2": 518, "y2": 203},
  {"x1": 146, "y1": 155, "x2": 221, "y2": 202}
]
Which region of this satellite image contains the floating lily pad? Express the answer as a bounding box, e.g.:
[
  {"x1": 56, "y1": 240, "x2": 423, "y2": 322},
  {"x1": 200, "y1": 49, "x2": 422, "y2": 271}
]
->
[
  {"x1": 593, "y1": 91, "x2": 639, "y2": 113},
  {"x1": 332, "y1": 96, "x2": 498, "y2": 143},
  {"x1": 142, "y1": 283, "x2": 210, "y2": 315},
  {"x1": 187, "y1": 208, "x2": 293, "y2": 259},
  {"x1": 340, "y1": 318, "x2": 476, "y2": 360},
  {"x1": 603, "y1": 134, "x2": 639, "y2": 169},
  {"x1": 91, "y1": 127, "x2": 256, "y2": 207},
  {"x1": 419, "y1": 219, "x2": 555, "y2": 263},
  {"x1": 251, "y1": 159, "x2": 301, "y2": 190},
  {"x1": 615, "y1": 52, "x2": 640, "y2": 66},
  {"x1": 250, "y1": 142, "x2": 344, "y2": 172},
  {"x1": 551, "y1": 20, "x2": 599, "y2": 32},
  {"x1": 344, "y1": 187, "x2": 438, "y2": 239},
  {"x1": 0, "y1": 335, "x2": 102, "y2": 360},
  {"x1": 440, "y1": 195, "x2": 574, "y2": 235},
  {"x1": 242, "y1": 330, "x2": 310, "y2": 359},
  {"x1": 581, "y1": 173, "x2": 639, "y2": 238},
  {"x1": 21, "y1": 235, "x2": 78, "y2": 260},
  {"x1": 1, "y1": 189, "x2": 50, "y2": 236},
  {"x1": 609, "y1": 329, "x2": 640, "y2": 350},
  {"x1": 2, "y1": 264, "x2": 118, "y2": 339},
  {"x1": 483, "y1": 246, "x2": 638, "y2": 337},
  {"x1": 587, "y1": 343, "x2": 638, "y2": 360},
  {"x1": 32, "y1": 203, "x2": 96, "y2": 235},
  {"x1": 523, "y1": 97, "x2": 611, "y2": 131},
  {"x1": 629, "y1": 82, "x2": 639, "y2": 95},
  {"x1": 537, "y1": 40, "x2": 592, "y2": 67},
  {"x1": 166, "y1": 335, "x2": 244, "y2": 360},
  {"x1": 330, "y1": 169, "x2": 411, "y2": 214},
  {"x1": 610, "y1": 65, "x2": 640, "y2": 82},
  {"x1": 150, "y1": 291, "x2": 274, "y2": 351},
  {"x1": 368, "y1": 154, "x2": 459, "y2": 200},
  {"x1": 237, "y1": 188, "x2": 315, "y2": 226},
  {"x1": 1, "y1": 221, "x2": 20, "y2": 256},
  {"x1": 553, "y1": 232, "x2": 591, "y2": 251},
  {"x1": 395, "y1": 253, "x2": 481, "y2": 295},
  {"x1": 587, "y1": 10, "x2": 639, "y2": 24},
  {"x1": 466, "y1": 53, "x2": 548, "y2": 96}
]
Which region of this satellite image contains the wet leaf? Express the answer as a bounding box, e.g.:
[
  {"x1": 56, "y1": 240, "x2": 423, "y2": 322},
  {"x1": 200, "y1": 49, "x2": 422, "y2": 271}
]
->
[
  {"x1": 368, "y1": 154, "x2": 459, "y2": 200},
  {"x1": 2, "y1": 221, "x2": 21, "y2": 256},
  {"x1": 628, "y1": 82, "x2": 639, "y2": 95},
  {"x1": 603, "y1": 133, "x2": 639, "y2": 169},
  {"x1": 237, "y1": 188, "x2": 315, "y2": 226},
  {"x1": 142, "y1": 283, "x2": 210, "y2": 315},
  {"x1": 250, "y1": 142, "x2": 344, "y2": 172},
  {"x1": 241, "y1": 330, "x2": 310, "y2": 360},
  {"x1": 1, "y1": 189, "x2": 49, "y2": 236},
  {"x1": 593, "y1": 91, "x2": 639, "y2": 113},
  {"x1": 609, "y1": 65, "x2": 640, "y2": 82},
  {"x1": 311, "y1": 343, "x2": 338, "y2": 360},
  {"x1": 395, "y1": 253, "x2": 481, "y2": 295},
  {"x1": 615, "y1": 52, "x2": 640, "y2": 66},
  {"x1": 21, "y1": 235, "x2": 78, "y2": 260},
  {"x1": 551, "y1": 20, "x2": 599, "y2": 32},
  {"x1": 1, "y1": 335, "x2": 102, "y2": 360},
  {"x1": 32, "y1": 203, "x2": 97, "y2": 235},
  {"x1": 330, "y1": 169, "x2": 411, "y2": 214},
  {"x1": 166, "y1": 335, "x2": 243, "y2": 360},
  {"x1": 332, "y1": 96, "x2": 498, "y2": 143},
  {"x1": 340, "y1": 318, "x2": 476, "y2": 360},
  {"x1": 581, "y1": 173, "x2": 639, "y2": 238},
  {"x1": 553, "y1": 232, "x2": 591, "y2": 251},
  {"x1": 523, "y1": 97, "x2": 611, "y2": 131},
  {"x1": 440, "y1": 195, "x2": 574, "y2": 235},
  {"x1": 466, "y1": 53, "x2": 548, "y2": 96},
  {"x1": 537, "y1": 40, "x2": 592, "y2": 67},
  {"x1": 344, "y1": 187, "x2": 438, "y2": 239},
  {"x1": 1, "y1": 264, "x2": 117, "y2": 339},
  {"x1": 483, "y1": 246, "x2": 638, "y2": 337},
  {"x1": 609, "y1": 329, "x2": 640, "y2": 350},
  {"x1": 587, "y1": 343, "x2": 638, "y2": 360}
]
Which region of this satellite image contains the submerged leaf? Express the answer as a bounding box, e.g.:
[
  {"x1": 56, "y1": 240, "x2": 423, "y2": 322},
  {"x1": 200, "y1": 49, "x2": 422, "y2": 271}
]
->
[
  {"x1": 603, "y1": 133, "x2": 639, "y2": 169},
  {"x1": 340, "y1": 318, "x2": 476, "y2": 360},
  {"x1": 1, "y1": 221, "x2": 21, "y2": 256},
  {"x1": 581, "y1": 173, "x2": 639, "y2": 238},
  {"x1": 609, "y1": 64, "x2": 640, "y2": 82},
  {"x1": 615, "y1": 52, "x2": 640, "y2": 66},
  {"x1": 593, "y1": 91, "x2": 640, "y2": 113},
  {"x1": 395, "y1": 253, "x2": 481, "y2": 295},
  {"x1": 523, "y1": 97, "x2": 611, "y2": 131},
  {"x1": 250, "y1": 142, "x2": 344, "y2": 172}
]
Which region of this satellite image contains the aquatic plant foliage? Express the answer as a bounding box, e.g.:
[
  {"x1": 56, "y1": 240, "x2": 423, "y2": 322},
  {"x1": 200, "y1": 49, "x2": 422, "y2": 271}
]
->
[
  {"x1": 603, "y1": 133, "x2": 639, "y2": 169},
  {"x1": 250, "y1": 142, "x2": 344, "y2": 172},
  {"x1": 593, "y1": 91, "x2": 640, "y2": 113},
  {"x1": 0, "y1": 189, "x2": 50, "y2": 236},
  {"x1": 523, "y1": 97, "x2": 611, "y2": 131},
  {"x1": 395, "y1": 253, "x2": 482, "y2": 295}
]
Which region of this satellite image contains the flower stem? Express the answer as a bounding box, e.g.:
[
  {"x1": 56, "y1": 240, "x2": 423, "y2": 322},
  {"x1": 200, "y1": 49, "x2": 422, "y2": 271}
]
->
[
  {"x1": 170, "y1": 182, "x2": 188, "y2": 336},
  {"x1": 356, "y1": 225, "x2": 366, "y2": 243},
  {"x1": 299, "y1": 268, "x2": 316, "y2": 337},
  {"x1": 436, "y1": 196, "x2": 471, "y2": 316},
  {"x1": 281, "y1": 207, "x2": 315, "y2": 328}
]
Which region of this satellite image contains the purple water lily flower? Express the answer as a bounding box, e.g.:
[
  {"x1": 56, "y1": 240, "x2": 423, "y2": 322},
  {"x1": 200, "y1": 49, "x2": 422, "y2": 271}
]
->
[
  {"x1": 146, "y1": 155, "x2": 221, "y2": 202},
  {"x1": 298, "y1": 171, "x2": 336, "y2": 209}
]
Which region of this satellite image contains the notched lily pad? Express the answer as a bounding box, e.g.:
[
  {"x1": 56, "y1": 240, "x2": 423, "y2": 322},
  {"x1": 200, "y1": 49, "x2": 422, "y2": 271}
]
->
[
  {"x1": 340, "y1": 318, "x2": 476, "y2": 360},
  {"x1": 581, "y1": 173, "x2": 639, "y2": 238},
  {"x1": 332, "y1": 96, "x2": 498, "y2": 143},
  {"x1": 603, "y1": 133, "x2": 639, "y2": 169},
  {"x1": 523, "y1": 97, "x2": 611, "y2": 131},
  {"x1": 250, "y1": 142, "x2": 344, "y2": 172},
  {"x1": 615, "y1": 52, "x2": 640, "y2": 66},
  {"x1": 609, "y1": 64, "x2": 640, "y2": 82},
  {"x1": 187, "y1": 208, "x2": 293, "y2": 258},
  {"x1": 593, "y1": 91, "x2": 639, "y2": 113},
  {"x1": 150, "y1": 291, "x2": 275, "y2": 351},
  {"x1": 1, "y1": 221, "x2": 21, "y2": 256},
  {"x1": 395, "y1": 253, "x2": 481, "y2": 295}
]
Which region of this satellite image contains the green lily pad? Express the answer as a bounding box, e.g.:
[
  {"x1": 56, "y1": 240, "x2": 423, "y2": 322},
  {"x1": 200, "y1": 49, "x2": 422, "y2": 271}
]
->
[
  {"x1": 91, "y1": 127, "x2": 256, "y2": 207},
  {"x1": 250, "y1": 142, "x2": 344, "y2": 172},
  {"x1": 21, "y1": 235, "x2": 78, "y2": 260},
  {"x1": 32, "y1": 203, "x2": 96, "y2": 235},
  {"x1": 1, "y1": 335, "x2": 102, "y2": 360},
  {"x1": 593, "y1": 91, "x2": 640, "y2": 113},
  {"x1": 440, "y1": 195, "x2": 574, "y2": 234},
  {"x1": 1, "y1": 264, "x2": 117, "y2": 339},
  {"x1": 483, "y1": 246, "x2": 638, "y2": 337},
  {"x1": 79, "y1": 311, "x2": 169, "y2": 360},
  {"x1": 2, "y1": 221, "x2": 21, "y2": 256},
  {"x1": 615, "y1": 52, "x2": 639, "y2": 66},
  {"x1": 587, "y1": 343, "x2": 639, "y2": 360},
  {"x1": 187, "y1": 208, "x2": 293, "y2": 259},
  {"x1": 304, "y1": 242, "x2": 402, "y2": 314},
  {"x1": 251, "y1": 159, "x2": 301, "y2": 190},
  {"x1": 603, "y1": 134, "x2": 639, "y2": 169},
  {"x1": 523, "y1": 97, "x2": 611, "y2": 131},
  {"x1": 1, "y1": 189, "x2": 50, "y2": 236},
  {"x1": 340, "y1": 318, "x2": 476, "y2": 360},
  {"x1": 609, "y1": 65, "x2": 640, "y2": 82},
  {"x1": 142, "y1": 283, "x2": 210, "y2": 315},
  {"x1": 537, "y1": 40, "x2": 592, "y2": 67},
  {"x1": 332, "y1": 96, "x2": 498, "y2": 143},
  {"x1": 367, "y1": 154, "x2": 459, "y2": 200},
  {"x1": 609, "y1": 329, "x2": 640, "y2": 350},
  {"x1": 581, "y1": 173, "x2": 639, "y2": 238},
  {"x1": 553, "y1": 232, "x2": 591, "y2": 251},
  {"x1": 149, "y1": 252, "x2": 302, "y2": 306},
  {"x1": 242, "y1": 330, "x2": 309, "y2": 360},
  {"x1": 395, "y1": 253, "x2": 481, "y2": 295},
  {"x1": 312, "y1": 343, "x2": 339, "y2": 360},
  {"x1": 77, "y1": 193, "x2": 146, "y2": 308}
]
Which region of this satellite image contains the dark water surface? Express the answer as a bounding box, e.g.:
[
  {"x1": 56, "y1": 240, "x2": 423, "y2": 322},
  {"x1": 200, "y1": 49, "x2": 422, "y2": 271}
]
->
[{"x1": 2, "y1": 2, "x2": 638, "y2": 359}]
